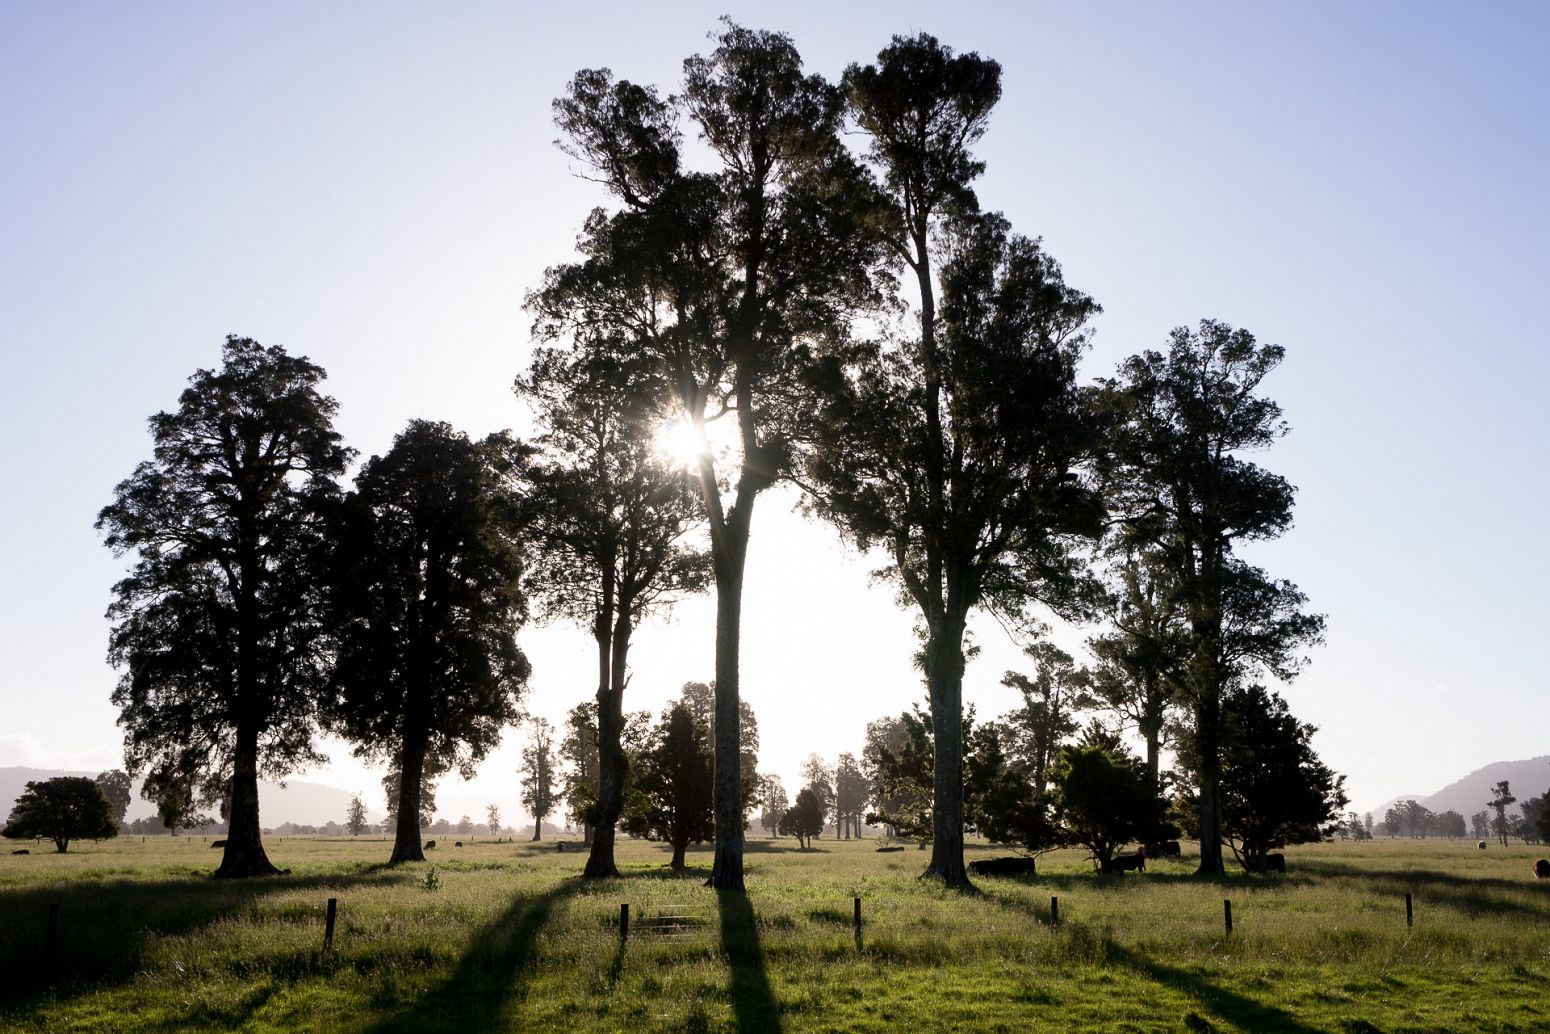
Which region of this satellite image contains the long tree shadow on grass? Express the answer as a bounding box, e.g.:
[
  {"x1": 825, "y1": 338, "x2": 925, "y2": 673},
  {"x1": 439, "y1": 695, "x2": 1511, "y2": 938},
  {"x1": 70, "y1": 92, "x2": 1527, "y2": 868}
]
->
[
  {"x1": 0, "y1": 865, "x2": 399, "y2": 1013},
  {"x1": 1107, "y1": 944, "x2": 1333, "y2": 1034},
  {"x1": 717, "y1": 889, "x2": 783, "y2": 1034},
  {"x1": 367, "y1": 880, "x2": 582, "y2": 1034},
  {"x1": 1288, "y1": 860, "x2": 1550, "y2": 920}
]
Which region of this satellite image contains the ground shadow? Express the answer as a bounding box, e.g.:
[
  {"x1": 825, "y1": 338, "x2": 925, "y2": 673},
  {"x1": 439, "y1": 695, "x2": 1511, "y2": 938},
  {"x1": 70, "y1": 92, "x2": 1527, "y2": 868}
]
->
[
  {"x1": 717, "y1": 890, "x2": 783, "y2": 1034},
  {"x1": 1108, "y1": 944, "x2": 1333, "y2": 1034},
  {"x1": 1289, "y1": 859, "x2": 1550, "y2": 920},
  {"x1": 0, "y1": 865, "x2": 399, "y2": 1012},
  {"x1": 367, "y1": 879, "x2": 582, "y2": 1033}
]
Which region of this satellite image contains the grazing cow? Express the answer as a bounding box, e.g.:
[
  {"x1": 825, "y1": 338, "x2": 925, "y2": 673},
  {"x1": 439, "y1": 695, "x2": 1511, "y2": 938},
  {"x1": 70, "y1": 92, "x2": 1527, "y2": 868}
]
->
[
  {"x1": 968, "y1": 856, "x2": 1037, "y2": 877},
  {"x1": 11, "y1": 849, "x2": 28, "y2": 855},
  {"x1": 1144, "y1": 841, "x2": 1182, "y2": 859},
  {"x1": 210, "y1": 839, "x2": 227, "y2": 848},
  {"x1": 454, "y1": 841, "x2": 463, "y2": 847},
  {"x1": 1260, "y1": 853, "x2": 1286, "y2": 873},
  {"x1": 1533, "y1": 858, "x2": 1550, "y2": 879},
  {"x1": 424, "y1": 840, "x2": 436, "y2": 850},
  {"x1": 1479, "y1": 840, "x2": 1488, "y2": 850},
  {"x1": 1103, "y1": 851, "x2": 1146, "y2": 874},
  {"x1": 875, "y1": 845, "x2": 904, "y2": 853},
  {"x1": 557, "y1": 841, "x2": 565, "y2": 852}
]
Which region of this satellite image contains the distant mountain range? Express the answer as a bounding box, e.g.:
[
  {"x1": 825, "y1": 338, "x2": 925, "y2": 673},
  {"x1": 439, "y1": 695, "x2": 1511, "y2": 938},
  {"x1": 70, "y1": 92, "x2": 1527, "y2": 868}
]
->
[{"x1": 1365, "y1": 755, "x2": 1550, "y2": 821}]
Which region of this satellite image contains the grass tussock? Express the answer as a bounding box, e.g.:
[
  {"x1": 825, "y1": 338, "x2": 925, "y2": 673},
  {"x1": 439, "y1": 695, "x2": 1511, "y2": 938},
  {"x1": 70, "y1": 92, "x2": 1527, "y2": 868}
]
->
[{"x1": 1, "y1": 834, "x2": 1548, "y2": 1031}]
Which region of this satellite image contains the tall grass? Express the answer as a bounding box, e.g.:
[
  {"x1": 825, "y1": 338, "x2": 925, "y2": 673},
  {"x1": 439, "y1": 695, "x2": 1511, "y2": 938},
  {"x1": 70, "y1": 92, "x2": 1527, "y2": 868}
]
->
[{"x1": 2, "y1": 834, "x2": 1547, "y2": 1032}]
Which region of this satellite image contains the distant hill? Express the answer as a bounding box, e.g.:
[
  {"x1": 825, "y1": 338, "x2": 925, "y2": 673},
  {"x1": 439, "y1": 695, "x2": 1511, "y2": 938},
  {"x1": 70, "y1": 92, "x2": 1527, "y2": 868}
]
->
[
  {"x1": 0, "y1": 766, "x2": 382, "y2": 828},
  {"x1": 1366, "y1": 755, "x2": 1550, "y2": 821}
]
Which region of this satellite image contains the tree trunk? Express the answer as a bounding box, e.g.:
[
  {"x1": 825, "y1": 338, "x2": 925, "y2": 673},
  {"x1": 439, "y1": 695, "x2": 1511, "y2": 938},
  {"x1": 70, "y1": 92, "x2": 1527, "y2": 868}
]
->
[
  {"x1": 585, "y1": 606, "x2": 631, "y2": 878},
  {"x1": 707, "y1": 531, "x2": 750, "y2": 890},
  {"x1": 1194, "y1": 689, "x2": 1225, "y2": 875},
  {"x1": 923, "y1": 626, "x2": 970, "y2": 887},
  {"x1": 533, "y1": 817, "x2": 542, "y2": 841},
  {"x1": 671, "y1": 838, "x2": 687, "y2": 870},
  {"x1": 215, "y1": 717, "x2": 281, "y2": 877},
  {"x1": 388, "y1": 730, "x2": 428, "y2": 865}
]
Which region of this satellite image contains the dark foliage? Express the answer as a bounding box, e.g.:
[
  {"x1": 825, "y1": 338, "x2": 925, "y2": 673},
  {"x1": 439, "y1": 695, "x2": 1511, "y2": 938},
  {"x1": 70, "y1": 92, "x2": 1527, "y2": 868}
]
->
[
  {"x1": 3, "y1": 777, "x2": 119, "y2": 853},
  {"x1": 99, "y1": 336, "x2": 350, "y2": 877}
]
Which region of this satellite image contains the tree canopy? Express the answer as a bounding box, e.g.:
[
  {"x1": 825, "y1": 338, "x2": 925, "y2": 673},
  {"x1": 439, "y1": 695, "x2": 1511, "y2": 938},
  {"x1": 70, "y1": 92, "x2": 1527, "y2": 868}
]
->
[
  {"x1": 325, "y1": 419, "x2": 530, "y2": 864},
  {"x1": 3, "y1": 777, "x2": 120, "y2": 853},
  {"x1": 99, "y1": 336, "x2": 350, "y2": 877}
]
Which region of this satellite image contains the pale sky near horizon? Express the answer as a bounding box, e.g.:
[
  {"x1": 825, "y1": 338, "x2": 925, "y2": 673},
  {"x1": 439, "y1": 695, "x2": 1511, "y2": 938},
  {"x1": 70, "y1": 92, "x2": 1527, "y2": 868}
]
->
[{"x1": 2, "y1": 2, "x2": 1546, "y2": 826}]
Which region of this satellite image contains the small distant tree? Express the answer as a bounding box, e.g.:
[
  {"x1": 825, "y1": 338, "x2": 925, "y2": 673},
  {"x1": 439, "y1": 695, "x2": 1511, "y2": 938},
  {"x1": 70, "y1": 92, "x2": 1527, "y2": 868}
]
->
[
  {"x1": 800, "y1": 755, "x2": 836, "y2": 837},
  {"x1": 457, "y1": 815, "x2": 474, "y2": 835},
  {"x1": 486, "y1": 804, "x2": 502, "y2": 836},
  {"x1": 1434, "y1": 809, "x2": 1466, "y2": 839},
  {"x1": 624, "y1": 703, "x2": 714, "y2": 869},
  {"x1": 3, "y1": 777, "x2": 120, "y2": 853},
  {"x1": 779, "y1": 788, "x2": 825, "y2": 849},
  {"x1": 756, "y1": 774, "x2": 788, "y2": 837},
  {"x1": 835, "y1": 753, "x2": 869, "y2": 838},
  {"x1": 520, "y1": 718, "x2": 558, "y2": 841},
  {"x1": 1536, "y1": 794, "x2": 1550, "y2": 844},
  {"x1": 863, "y1": 703, "x2": 961, "y2": 842},
  {"x1": 1050, "y1": 743, "x2": 1168, "y2": 872},
  {"x1": 559, "y1": 702, "x2": 601, "y2": 846},
  {"x1": 1470, "y1": 810, "x2": 1490, "y2": 840},
  {"x1": 94, "y1": 771, "x2": 132, "y2": 827},
  {"x1": 1488, "y1": 781, "x2": 1516, "y2": 846},
  {"x1": 346, "y1": 795, "x2": 368, "y2": 837}
]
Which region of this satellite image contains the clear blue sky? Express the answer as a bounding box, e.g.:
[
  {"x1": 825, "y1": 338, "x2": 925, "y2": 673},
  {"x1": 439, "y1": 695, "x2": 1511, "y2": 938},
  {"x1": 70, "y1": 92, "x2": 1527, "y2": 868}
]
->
[{"x1": 2, "y1": 2, "x2": 1546, "y2": 821}]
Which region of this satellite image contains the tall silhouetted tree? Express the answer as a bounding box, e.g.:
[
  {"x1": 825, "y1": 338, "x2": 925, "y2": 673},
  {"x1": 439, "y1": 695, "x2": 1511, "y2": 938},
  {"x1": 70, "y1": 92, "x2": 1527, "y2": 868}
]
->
[
  {"x1": 1099, "y1": 321, "x2": 1324, "y2": 874},
  {"x1": 3, "y1": 777, "x2": 120, "y2": 853},
  {"x1": 325, "y1": 420, "x2": 529, "y2": 865},
  {"x1": 809, "y1": 207, "x2": 1101, "y2": 886},
  {"x1": 541, "y1": 21, "x2": 884, "y2": 889},
  {"x1": 99, "y1": 337, "x2": 350, "y2": 877},
  {"x1": 515, "y1": 343, "x2": 708, "y2": 876},
  {"x1": 520, "y1": 718, "x2": 558, "y2": 841},
  {"x1": 625, "y1": 703, "x2": 714, "y2": 868}
]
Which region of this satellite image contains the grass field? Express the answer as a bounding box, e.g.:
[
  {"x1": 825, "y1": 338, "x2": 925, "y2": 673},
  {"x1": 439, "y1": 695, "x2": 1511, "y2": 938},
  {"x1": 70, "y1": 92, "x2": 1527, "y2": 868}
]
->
[{"x1": 1, "y1": 833, "x2": 1547, "y2": 1032}]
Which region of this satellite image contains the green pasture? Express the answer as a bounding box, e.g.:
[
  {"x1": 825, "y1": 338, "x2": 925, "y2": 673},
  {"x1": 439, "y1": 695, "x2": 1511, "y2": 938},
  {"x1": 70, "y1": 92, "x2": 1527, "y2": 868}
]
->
[{"x1": 1, "y1": 834, "x2": 1547, "y2": 1032}]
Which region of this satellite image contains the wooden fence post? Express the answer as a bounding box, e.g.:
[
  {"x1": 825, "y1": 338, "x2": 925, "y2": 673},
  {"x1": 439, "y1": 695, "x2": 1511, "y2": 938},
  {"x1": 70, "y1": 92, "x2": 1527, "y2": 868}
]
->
[
  {"x1": 324, "y1": 897, "x2": 337, "y2": 949},
  {"x1": 619, "y1": 902, "x2": 629, "y2": 944},
  {"x1": 1404, "y1": 893, "x2": 1413, "y2": 927},
  {"x1": 1050, "y1": 896, "x2": 1059, "y2": 925},
  {"x1": 1223, "y1": 899, "x2": 1233, "y2": 937}
]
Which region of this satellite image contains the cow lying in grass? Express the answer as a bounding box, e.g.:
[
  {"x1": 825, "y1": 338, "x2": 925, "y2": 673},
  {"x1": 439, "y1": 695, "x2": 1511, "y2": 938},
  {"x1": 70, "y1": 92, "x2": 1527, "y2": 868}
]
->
[
  {"x1": 1533, "y1": 858, "x2": 1550, "y2": 879},
  {"x1": 968, "y1": 856, "x2": 1037, "y2": 877},
  {"x1": 1246, "y1": 852, "x2": 1286, "y2": 873}
]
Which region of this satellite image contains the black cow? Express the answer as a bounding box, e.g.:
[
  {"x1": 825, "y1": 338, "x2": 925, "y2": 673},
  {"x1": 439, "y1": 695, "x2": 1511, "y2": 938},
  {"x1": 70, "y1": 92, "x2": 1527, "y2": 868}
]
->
[
  {"x1": 1261, "y1": 852, "x2": 1286, "y2": 873},
  {"x1": 424, "y1": 840, "x2": 436, "y2": 850},
  {"x1": 454, "y1": 841, "x2": 463, "y2": 847},
  {"x1": 1144, "y1": 841, "x2": 1181, "y2": 859},
  {"x1": 11, "y1": 849, "x2": 28, "y2": 855},
  {"x1": 1478, "y1": 840, "x2": 1488, "y2": 850},
  {"x1": 210, "y1": 839, "x2": 227, "y2": 848},
  {"x1": 968, "y1": 856, "x2": 1037, "y2": 877},
  {"x1": 875, "y1": 845, "x2": 904, "y2": 853},
  {"x1": 1533, "y1": 858, "x2": 1550, "y2": 879},
  {"x1": 1103, "y1": 851, "x2": 1146, "y2": 874}
]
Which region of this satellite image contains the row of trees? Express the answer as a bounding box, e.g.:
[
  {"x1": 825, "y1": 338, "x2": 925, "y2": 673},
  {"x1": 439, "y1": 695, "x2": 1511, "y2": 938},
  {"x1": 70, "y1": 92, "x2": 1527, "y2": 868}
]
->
[{"x1": 102, "y1": 22, "x2": 1335, "y2": 885}]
